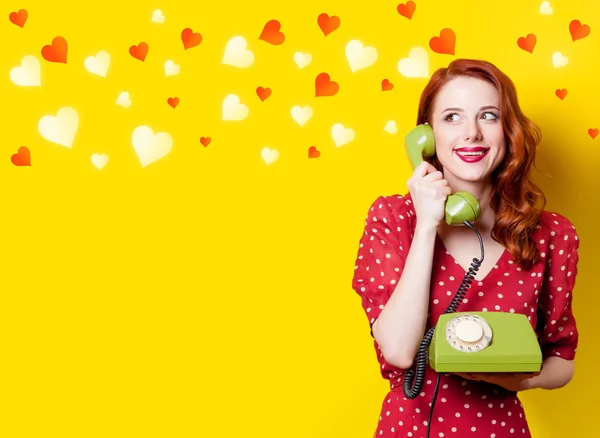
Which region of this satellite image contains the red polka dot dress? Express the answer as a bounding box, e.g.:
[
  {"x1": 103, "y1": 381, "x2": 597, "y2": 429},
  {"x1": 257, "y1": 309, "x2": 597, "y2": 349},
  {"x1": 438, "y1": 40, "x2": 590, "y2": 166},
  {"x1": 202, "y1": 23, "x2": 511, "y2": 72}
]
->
[{"x1": 352, "y1": 193, "x2": 580, "y2": 438}]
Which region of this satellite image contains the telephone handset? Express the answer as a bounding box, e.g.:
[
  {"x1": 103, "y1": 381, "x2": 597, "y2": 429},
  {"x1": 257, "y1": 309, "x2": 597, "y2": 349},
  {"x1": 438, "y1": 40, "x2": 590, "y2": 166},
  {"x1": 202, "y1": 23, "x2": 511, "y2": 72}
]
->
[{"x1": 401, "y1": 123, "x2": 542, "y2": 438}]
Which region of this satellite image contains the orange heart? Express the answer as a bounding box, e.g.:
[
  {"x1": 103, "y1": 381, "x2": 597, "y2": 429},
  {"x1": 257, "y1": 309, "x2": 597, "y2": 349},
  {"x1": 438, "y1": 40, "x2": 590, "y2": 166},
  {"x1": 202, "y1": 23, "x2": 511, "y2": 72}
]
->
[
  {"x1": 555, "y1": 89, "x2": 567, "y2": 100},
  {"x1": 382, "y1": 79, "x2": 394, "y2": 91},
  {"x1": 317, "y1": 13, "x2": 340, "y2": 36},
  {"x1": 570, "y1": 19, "x2": 590, "y2": 41},
  {"x1": 589, "y1": 128, "x2": 599, "y2": 139},
  {"x1": 11, "y1": 146, "x2": 31, "y2": 166},
  {"x1": 397, "y1": 1, "x2": 416, "y2": 20},
  {"x1": 256, "y1": 86, "x2": 272, "y2": 101},
  {"x1": 517, "y1": 34, "x2": 536, "y2": 53},
  {"x1": 167, "y1": 97, "x2": 179, "y2": 108},
  {"x1": 429, "y1": 28, "x2": 455, "y2": 55},
  {"x1": 259, "y1": 20, "x2": 285, "y2": 45},
  {"x1": 182, "y1": 28, "x2": 202, "y2": 49},
  {"x1": 129, "y1": 42, "x2": 149, "y2": 61},
  {"x1": 308, "y1": 146, "x2": 320, "y2": 159},
  {"x1": 41, "y1": 36, "x2": 68, "y2": 63},
  {"x1": 200, "y1": 137, "x2": 211, "y2": 147},
  {"x1": 315, "y1": 73, "x2": 339, "y2": 97},
  {"x1": 9, "y1": 9, "x2": 28, "y2": 27}
]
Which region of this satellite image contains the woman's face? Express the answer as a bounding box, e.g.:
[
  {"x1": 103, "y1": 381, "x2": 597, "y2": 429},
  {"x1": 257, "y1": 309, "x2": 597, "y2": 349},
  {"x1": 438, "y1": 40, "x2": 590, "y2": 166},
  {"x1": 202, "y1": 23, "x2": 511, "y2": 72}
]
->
[{"x1": 431, "y1": 76, "x2": 506, "y2": 185}]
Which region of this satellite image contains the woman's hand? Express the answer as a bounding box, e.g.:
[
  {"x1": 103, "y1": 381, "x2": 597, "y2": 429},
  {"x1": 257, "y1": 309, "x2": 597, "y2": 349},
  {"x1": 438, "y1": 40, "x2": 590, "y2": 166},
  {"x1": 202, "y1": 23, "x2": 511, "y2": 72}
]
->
[{"x1": 454, "y1": 372, "x2": 540, "y2": 392}]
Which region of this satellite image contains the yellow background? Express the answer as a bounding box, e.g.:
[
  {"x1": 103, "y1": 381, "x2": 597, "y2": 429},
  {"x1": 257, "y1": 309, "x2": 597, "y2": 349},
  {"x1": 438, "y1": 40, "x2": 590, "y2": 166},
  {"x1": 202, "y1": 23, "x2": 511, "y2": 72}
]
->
[{"x1": 1, "y1": 0, "x2": 597, "y2": 436}]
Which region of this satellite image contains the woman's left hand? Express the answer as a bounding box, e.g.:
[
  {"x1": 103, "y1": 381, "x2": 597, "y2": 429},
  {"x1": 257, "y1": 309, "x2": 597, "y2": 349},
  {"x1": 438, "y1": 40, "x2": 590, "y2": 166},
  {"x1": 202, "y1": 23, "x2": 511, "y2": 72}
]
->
[{"x1": 454, "y1": 372, "x2": 540, "y2": 392}]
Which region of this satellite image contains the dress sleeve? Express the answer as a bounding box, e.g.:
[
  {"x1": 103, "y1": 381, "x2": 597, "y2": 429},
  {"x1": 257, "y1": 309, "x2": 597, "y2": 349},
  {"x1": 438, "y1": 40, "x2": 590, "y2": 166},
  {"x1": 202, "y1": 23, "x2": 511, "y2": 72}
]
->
[
  {"x1": 351, "y1": 195, "x2": 410, "y2": 338},
  {"x1": 536, "y1": 215, "x2": 581, "y2": 360}
]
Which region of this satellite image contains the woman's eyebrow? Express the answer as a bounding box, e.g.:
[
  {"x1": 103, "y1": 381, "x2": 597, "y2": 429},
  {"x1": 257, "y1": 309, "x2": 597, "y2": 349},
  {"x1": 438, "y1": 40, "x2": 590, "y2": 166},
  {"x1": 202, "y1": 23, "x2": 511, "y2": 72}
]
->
[{"x1": 442, "y1": 105, "x2": 500, "y2": 113}]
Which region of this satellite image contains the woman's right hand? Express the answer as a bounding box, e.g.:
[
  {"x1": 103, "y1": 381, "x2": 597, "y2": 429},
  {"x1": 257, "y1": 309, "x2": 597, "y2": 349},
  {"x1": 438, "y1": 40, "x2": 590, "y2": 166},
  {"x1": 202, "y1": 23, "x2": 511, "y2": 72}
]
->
[{"x1": 407, "y1": 161, "x2": 453, "y2": 230}]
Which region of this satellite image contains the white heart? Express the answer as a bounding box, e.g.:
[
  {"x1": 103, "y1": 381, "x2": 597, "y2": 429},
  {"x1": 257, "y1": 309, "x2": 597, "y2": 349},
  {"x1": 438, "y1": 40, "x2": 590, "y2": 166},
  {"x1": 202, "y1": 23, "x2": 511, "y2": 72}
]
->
[
  {"x1": 84, "y1": 51, "x2": 111, "y2": 78},
  {"x1": 261, "y1": 147, "x2": 279, "y2": 165},
  {"x1": 165, "y1": 60, "x2": 180, "y2": 76},
  {"x1": 116, "y1": 92, "x2": 132, "y2": 108},
  {"x1": 10, "y1": 55, "x2": 41, "y2": 87},
  {"x1": 291, "y1": 105, "x2": 313, "y2": 127},
  {"x1": 552, "y1": 52, "x2": 568, "y2": 68},
  {"x1": 38, "y1": 107, "x2": 79, "y2": 148},
  {"x1": 222, "y1": 94, "x2": 249, "y2": 121},
  {"x1": 540, "y1": 1, "x2": 553, "y2": 15},
  {"x1": 91, "y1": 153, "x2": 109, "y2": 170},
  {"x1": 222, "y1": 36, "x2": 254, "y2": 68},
  {"x1": 332, "y1": 123, "x2": 355, "y2": 147},
  {"x1": 151, "y1": 9, "x2": 165, "y2": 23},
  {"x1": 294, "y1": 51, "x2": 312, "y2": 69},
  {"x1": 398, "y1": 47, "x2": 430, "y2": 78},
  {"x1": 346, "y1": 40, "x2": 378, "y2": 73},
  {"x1": 132, "y1": 126, "x2": 173, "y2": 168},
  {"x1": 384, "y1": 120, "x2": 398, "y2": 135}
]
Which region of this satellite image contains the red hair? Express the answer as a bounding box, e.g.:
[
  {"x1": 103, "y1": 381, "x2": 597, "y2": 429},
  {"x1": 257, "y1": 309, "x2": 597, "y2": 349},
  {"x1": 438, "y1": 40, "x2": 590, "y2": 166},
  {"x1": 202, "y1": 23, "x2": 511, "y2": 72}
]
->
[{"x1": 416, "y1": 58, "x2": 546, "y2": 270}]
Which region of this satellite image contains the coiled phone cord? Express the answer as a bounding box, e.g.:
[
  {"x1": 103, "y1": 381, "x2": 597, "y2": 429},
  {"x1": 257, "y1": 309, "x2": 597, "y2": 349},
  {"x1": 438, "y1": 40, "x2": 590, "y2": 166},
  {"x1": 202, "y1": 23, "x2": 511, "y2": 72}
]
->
[{"x1": 402, "y1": 220, "x2": 485, "y2": 438}]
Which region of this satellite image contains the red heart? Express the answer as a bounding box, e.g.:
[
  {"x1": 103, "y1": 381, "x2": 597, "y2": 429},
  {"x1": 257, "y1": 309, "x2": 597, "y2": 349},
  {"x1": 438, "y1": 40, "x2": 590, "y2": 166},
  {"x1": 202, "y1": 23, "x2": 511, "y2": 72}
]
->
[
  {"x1": 200, "y1": 137, "x2": 211, "y2": 147},
  {"x1": 382, "y1": 79, "x2": 394, "y2": 91},
  {"x1": 315, "y1": 73, "x2": 339, "y2": 97},
  {"x1": 167, "y1": 97, "x2": 179, "y2": 108},
  {"x1": 308, "y1": 146, "x2": 320, "y2": 158},
  {"x1": 570, "y1": 20, "x2": 590, "y2": 41},
  {"x1": 429, "y1": 28, "x2": 455, "y2": 55},
  {"x1": 555, "y1": 89, "x2": 567, "y2": 100},
  {"x1": 259, "y1": 20, "x2": 285, "y2": 45},
  {"x1": 256, "y1": 87, "x2": 272, "y2": 101},
  {"x1": 11, "y1": 146, "x2": 31, "y2": 166},
  {"x1": 589, "y1": 128, "x2": 599, "y2": 139},
  {"x1": 397, "y1": 1, "x2": 416, "y2": 20},
  {"x1": 129, "y1": 42, "x2": 149, "y2": 61},
  {"x1": 517, "y1": 34, "x2": 536, "y2": 53},
  {"x1": 182, "y1": 28, "x2": 202, "y2": 49},
  {"x1": 9, "y1": 9, "x2": 28, "y2": 27},
  {"x1": 317, "y1": 13, "x2": 340, "y2": 36},
  {"x1": 41, "y1": 36, "x2": 68, "y2": 63}
]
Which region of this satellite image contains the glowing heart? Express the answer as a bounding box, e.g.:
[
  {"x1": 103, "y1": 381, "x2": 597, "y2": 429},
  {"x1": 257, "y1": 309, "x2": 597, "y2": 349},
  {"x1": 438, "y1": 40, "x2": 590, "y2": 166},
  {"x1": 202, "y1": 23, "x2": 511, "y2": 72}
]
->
[
  {"x1": 222, "y1": 36, "x2": 254, "y2": 68},
  {"x1": 164, "y1": 60, "x2": 180, "y2": 76},
  {"x1": 91, "y1": 153, "x2": 108, "y2": 170},
  {"x1": 382, "y1": 79, "x2": 393, "y2": 91},
  {"x1": 555, "y1": 89, "x2": 567, "y2": 100},
  {"x1": 397, "y1": 1, "x2": 416, "y2": 19},
  {"x1": 182, "y1": 28, "x2": 202, "y2": 49},
  {"x1": 589, "y1": 128, "x2": 599, "y2": 139},
  {"x1": 517, "y1": 34, "x2": 536, "y2": 53},
  {"x1": 222, "y1": 94, "x2": 249, "y2": 121},
  {"x1": 200, "y1": 137, "x2": 211, "y2": 147},
  {"x1": 294, "y1": 51, "x2": 312, "y2": 69},
  {"x1": 84, "y1": 51, "x2": 111, "y2": 77},
  {"x1": 384, "y1": 121, "x2": 398, "y2": 134},
  {"x1": 41, "y1": 36, "x2": 68, "y2": 63},
  {"x1": 116, "y1": 92, "x2": 132, "y2": 108},
  {"x1": 332, "y1": 123, "x2": 355, "y2": 147},
  {"x1": 259, "y1": 20, "x2": 285, "y2": 45},
  {"x1": 256, "y1": 87, "x2": 272, "y2": 101},
  {"x1": 261, "y1": 147, "x2": 279, "y2": 165},
  {"x1": 38, "y1": 107, "x2": 79, "y2": 148},
  {"x1": 308, "y1": 146, "x2": 320, "y2": 159},
  {"x1": 318, "y1": 13, "x2": 340, "y2": 36},
  {"x1": 9, "y1": 9, "x2": 28, "y2": 27},
  {"x1": 129, "y1": 42, "x2": 148, "y2": 61},
  {"x1": 11, "y1": 146, "x2": 31, "y2": 166},
  {"x1": 398, "y1": 47, "x2": 429, "y2": 78},
  {"x1": 151, "y1": 9, "x2": 165, "y2": 23},
  {"x1": 569, "y1": 20, "x2": 590, "y2": 41},
  {"x1": 291, "y1": 106, "x2": 313, "y2": 127},
  {"x1": 552, "y1": 52, "x2": 568, "y2": 68},
  {"x1": 346, "y1": 40, "x2": 378, "y2": 72},
  {"x1": 132, "y1": 126, "x2": 172, "y2": 168},
  {"x1": 315, "y1": 73, "x2": 339, "y2": 97},
  {"x1": 10, "y1": 55, "x2": 41, "y2": 86},
  {"x1": 167, "y1": 97, "x2": 179, "y2": 108},
  {"x1": 430, "y1": 29, "x2": 456, "y2": 55},
  {"x1": 540, "y1": 1, "x2": 553, "y2": 15}
]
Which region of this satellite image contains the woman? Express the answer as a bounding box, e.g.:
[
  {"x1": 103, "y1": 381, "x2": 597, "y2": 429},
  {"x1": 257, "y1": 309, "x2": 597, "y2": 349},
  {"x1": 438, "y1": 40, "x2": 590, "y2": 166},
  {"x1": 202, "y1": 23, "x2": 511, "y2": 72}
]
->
[{"x1": 352, "y1": 58, "x2": 581, "y2": 437}]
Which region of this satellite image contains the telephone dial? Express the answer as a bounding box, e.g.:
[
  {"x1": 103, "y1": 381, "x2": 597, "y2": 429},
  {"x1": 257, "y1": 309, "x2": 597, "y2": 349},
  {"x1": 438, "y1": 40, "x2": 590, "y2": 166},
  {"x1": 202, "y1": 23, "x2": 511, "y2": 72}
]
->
[{"x1": 402, "y1": 123, "x2": 542, "y2": 438}]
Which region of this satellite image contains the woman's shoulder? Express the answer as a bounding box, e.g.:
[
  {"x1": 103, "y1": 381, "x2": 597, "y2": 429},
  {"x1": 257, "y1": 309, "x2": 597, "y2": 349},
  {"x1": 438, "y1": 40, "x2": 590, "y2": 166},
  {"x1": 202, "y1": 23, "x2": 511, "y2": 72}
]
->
[{"x1": 535, "y1": 209, "x2": 579, "y2": 248}]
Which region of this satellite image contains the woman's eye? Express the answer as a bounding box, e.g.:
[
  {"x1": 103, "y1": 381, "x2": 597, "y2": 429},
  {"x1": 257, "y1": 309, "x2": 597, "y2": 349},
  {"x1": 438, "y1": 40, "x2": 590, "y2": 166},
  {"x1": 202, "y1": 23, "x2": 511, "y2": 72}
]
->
[
  {"x1": 482, "y1": 112, "x2": 498, "y2": 120},
  {"x1": 445, "y1": 113, "x2": 460, "y2": 122}
]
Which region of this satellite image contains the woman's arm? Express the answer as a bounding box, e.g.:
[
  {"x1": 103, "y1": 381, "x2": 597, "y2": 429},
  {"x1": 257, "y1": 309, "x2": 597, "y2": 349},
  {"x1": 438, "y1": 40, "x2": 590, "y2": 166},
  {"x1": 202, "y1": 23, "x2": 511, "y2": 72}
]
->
[{"x1": 522, "y1": 356, "x2": 575, "y2": 390}]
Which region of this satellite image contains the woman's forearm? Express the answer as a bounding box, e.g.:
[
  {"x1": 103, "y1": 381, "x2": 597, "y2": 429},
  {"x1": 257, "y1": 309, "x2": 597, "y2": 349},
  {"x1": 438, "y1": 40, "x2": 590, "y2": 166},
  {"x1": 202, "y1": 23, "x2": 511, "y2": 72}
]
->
[{"x1": 523, "y1": 356, "x2": 575, "y2": 390}]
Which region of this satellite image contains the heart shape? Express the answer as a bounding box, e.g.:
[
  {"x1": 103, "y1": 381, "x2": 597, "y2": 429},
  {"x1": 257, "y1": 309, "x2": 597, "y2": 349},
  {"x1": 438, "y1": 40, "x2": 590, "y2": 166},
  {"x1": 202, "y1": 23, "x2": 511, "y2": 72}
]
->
[
  {"x1": 552, "y1": 52, "x2": 568, "y2": 68},
  {"x1": 589, "y1": 128, "x2": 599, "y2": 139},
  {"x1": 397, "y1": 1, "x2": 416, "y2": 20},
  {"x1": 222, "y1": 94, "x2": 249, "y2": 121},
  {"x1": 384, "y1": 121, "x2": 398, "y2": 135},
  {"x1": 164, "y1": 60, "x2": 180, "y2": 76},
  {"x1": 569, "y1": 19, "x2": 590, "y2": 41},
  {"x1": 151, "y1": 9, "x2": 165, "y2": 23},
  {"x1": 9, "y1": 9, "x2": 28, "y2": 27},
  {"x1": 84, "y1": 51, "x2": 111, "y2": 77},
  {"x1": 517, "y1": 34, "x2": 536, "y2": 53},
  {"x1": 540, "y1": 1, "x2": 553, "y2": 15},
  {"x1": 398, "y1": 47, "x2": 429, "y2": 78},
  {"x1": 11, "y1": 146, "x2": 31, "y2": 166},
  {"x1": 256, "y1": 86, "x2": 272, "y2": 101},
  {"x1": 261, "y1": 147, "x2": 279, "y2": 165},
  {"x1": 346, "y1": 40, "x2": 378, "y2": 72},
  {"x1": 429, "y1": 28, "x2": 456, "y2": 55},
  {"x1": 200, "y1": 137, "x2": 211, "y2": 147},
  {"x1": 10, "y1": 55, "x2": 41, "y2": 86},
  {"x1": 318, "y1": 13, "x2": 340, "y2": 36},
  {"x1": 291, "y1": 106, "x2": 313, "y2": 127},
  {"x1": 167, "y1": 97, "x2": 179, "y2": 108},
  {"x1": 555, "y1": 89, "x2": 567, "y2": 100},
  {"x1": 308, "y1": 146, "x2": 320, "y2": 158},
  {"x1": 182, "y1": 28, "x2": 202, "y2": 49},
  {"x1": 38, "y1": 106, "x2": 79, "y2": 148},
  {"x1": 117, "y1": 92, "x2": 132, "y2": 108},
  {"x1": 129, "y1": 42, "x2": 149, "y2": 62},
  {"x1": 332, "y1": 123, "x2": 355, "y2": 147},
  {"x1": 315, "y1": 73, "x2": 339, "y2": 97},
  {"x1": 259, "y1": 20, "x2": 285, "y2": 45},
  {"x1": 132, "y1": 126, "x2": 172, "y2": 168},
  {"x1": 41, "y1": 36, "x2": 68, "y2": 63},
  {"x1": 294, "y1": 51, "x2": 312, "y2": 69},
  {"x1": 381, "y1": 79, "x2": 394, "y2": 91},
  {"x1": 222, "y1": 36, "x2": 254, "y2": 68},
  {"x1": 91, "y1": 153, "x2": 108, "y2": 170}
]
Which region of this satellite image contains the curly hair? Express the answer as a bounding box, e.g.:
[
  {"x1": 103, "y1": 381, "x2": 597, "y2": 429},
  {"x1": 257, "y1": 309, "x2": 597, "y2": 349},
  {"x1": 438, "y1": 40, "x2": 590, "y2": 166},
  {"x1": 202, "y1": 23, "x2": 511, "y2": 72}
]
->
[{"x1": 415, "y1": 58, "x2": 546, "y2": 271}]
